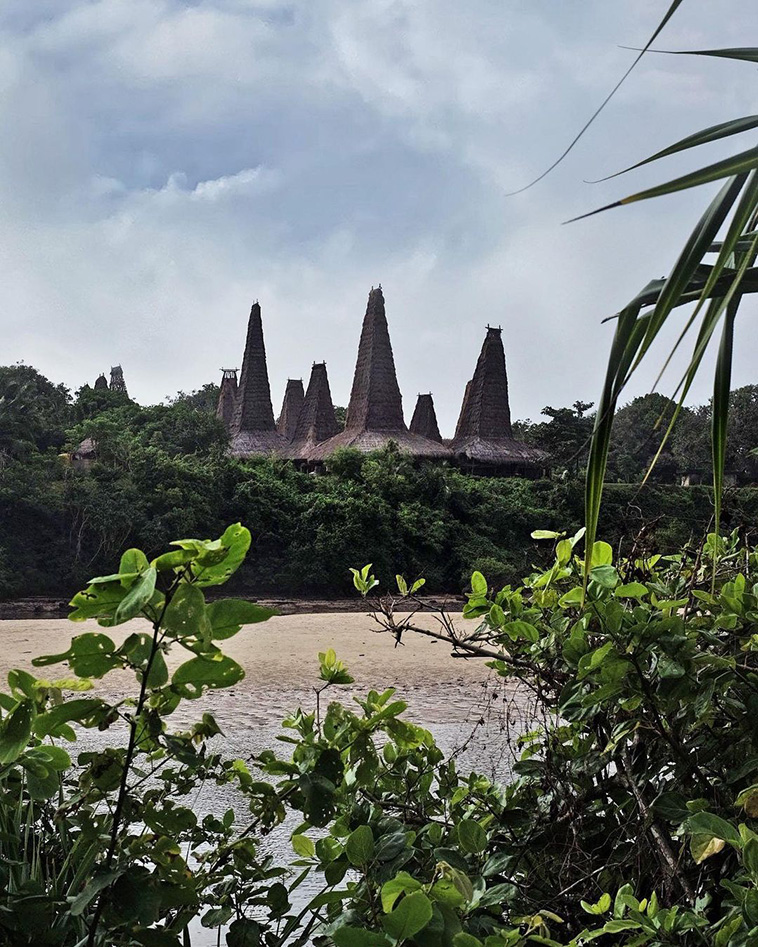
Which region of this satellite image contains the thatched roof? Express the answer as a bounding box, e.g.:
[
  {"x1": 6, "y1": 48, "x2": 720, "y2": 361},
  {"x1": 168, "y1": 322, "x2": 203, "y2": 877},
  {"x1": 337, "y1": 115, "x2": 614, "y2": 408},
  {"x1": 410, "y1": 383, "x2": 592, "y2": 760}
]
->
[
  {"x1": 310, "y1": 430, "x2": 450, "y2": 460},
  {"x1": 72, "y1": 437, "x2": 97, "y2": 460},
  {"x1": 216, "y1": 369, "x2": 238, "y2": 434},
  {"x1": 452, "y1": 435, "x2": 548, "y2": 467},
  {"x1": 452, "y1": 327, "x2": 547, "y2": 468},
  {"x1": 286, "y1": 363, "x2": 340, "y2": 460},
  {"x1": 230, "y1": 303, "x2": 287, "y2": 457},
  {"x1": 409, "y1": 393, "x2": 442, "y2": 443},
  {"x1": 94, "y1": 374, "x2": 108, "y2": 390},
  {"x1": 308, "y1": 287, "x2": 451, "y2": 461},
  {"x1": 110, "y1": 365, "x2": 128, "y2": 396},
  {"x1": 277, "y1": 379, "x2": 305, "y2": 441}
]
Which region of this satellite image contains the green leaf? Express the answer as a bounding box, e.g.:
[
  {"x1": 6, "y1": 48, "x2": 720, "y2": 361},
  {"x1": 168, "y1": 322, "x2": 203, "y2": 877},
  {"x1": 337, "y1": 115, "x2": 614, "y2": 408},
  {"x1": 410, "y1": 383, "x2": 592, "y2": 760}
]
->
[
  {"x1": 191, "y1": 523, "x2": 252, "y2": 587},
  {"x1": 381, "y1": 872, "x2": 423, "y2": 913},
  {"x1": 471, "y1": 572, "x2": 488, "y2": 596},
  {"x1": 34, "y1": 698, "x2": 107, "y2": 737},
  {"x1": 171, "y1": 653, "x2": 245, "y2": 698},
  {"x1": 333, "y1": 929, "x2": 391, "y2": 947},
  {"x1": 226, "y1": 918, "x2": 262, "y2": 947},
  {"x1": 581, "y1": 892, "x2": 612, "y2": 915},
  {"x1": 0, "y1": 699, "x2": 35, "y2": 764},
  {"x1": 743, "y1": 838, "x2": 758, "y2": 878},
  {"x1": 291, "y1": 833, "x2": 315, "y2": 858},
  {"x1": 382, "y1": 891, "x2": 434, "y2": 941},
  {"x1": 162, "y1": 583, "x2": 210, "y2": 642},
  {"x1": 114, "y1": 566, "x2": 157, "y2": 624},
  {"x1": 688, "y1": 811, "x2": 740, "y2": 844},
  {"x1": 201, "y1": 906, "x2": 234, "y2": 928},
  {"x1": 458, "y1": 819, "x2": 487, "y2": 854},
  {"x1": 346, "y1": 825, "x2": 375, "y2": 866},
  {"x1": 488, "y1": 603, "x2": 506, "y2": 628},
  {"x1": 615, "y1": 582, "x2": 649, "y2": 599},
  {"x1": 531, "y1": 529, "x2": 563, "y2": 540},
  {"x1": 582, "y1": 174, "x2": 748, "y2": 578},
  {"x1": 590, "y1": 541, "x2": 613, "y2": 566},
  {"x1": 34, "y1": 633, "x2": 121, "y2": 678},
  {"x1": 318, "y1": 649, "x2": 354, "y2": 685},
  {"x1": 68, "y1": 580, "x2": 127, "y2": 623},
  {"x1": 119, "y1": 548, "x2": 149, "y2": 579},
  {"x1": 690, "y1": 834, "x2": 725, "y2": 864},
  {"x1": 207, "y1": 599, "x2": 277, "y2": 640},
  {"x1": 70, "y1": 868, "x2": 123, "y2": 916},
  {"x1": 453, "y1": 936, "x2": 483, "y2": 947},
  {"x1": 299, "y1": 772, "x2": 337, "y2": 828},
  {"x1": 152, "y1": 548, "x2": 196, "y2": 572},
  {"x1": 503, "y1": 620, "x2": 539, "y2": 642},
  {"x1": 657, "y1": 654, "x2": 685, "y2": 679},
  {"x1": 712, "y1": 301, "x2": 738, "y2": 553},
  {"x1": 645, "y1": 46, "x2": 758, "y2": 64},
  {"x1": 590, "y1": 565, "x2": 619, "y2": 589},
  {"x1": 592, "y1": 114, "x2": 758, "y2": 183},
  {"x1": 23, "y1": 746, "x2": 70, "y2": 799},
  {"x1": 556, "y1": 539, "x2": 573, "y2": 566},
  {"x1": 572, "y1": 144, "x2": 758, "y2": 220},
  {"x1": 578, "y1": 641, "x2": 614, "y2": 679},
  {"x1": 559, "y1": 586, "x2": 584, "y2": 607}
]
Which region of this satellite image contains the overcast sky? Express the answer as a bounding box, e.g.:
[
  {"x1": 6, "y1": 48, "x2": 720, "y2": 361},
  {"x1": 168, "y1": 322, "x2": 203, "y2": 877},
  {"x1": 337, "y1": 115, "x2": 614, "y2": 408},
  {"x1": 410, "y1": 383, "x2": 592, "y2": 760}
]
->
[{"x1": 1, "y1": 0, "x2": 757, "y2": 432}]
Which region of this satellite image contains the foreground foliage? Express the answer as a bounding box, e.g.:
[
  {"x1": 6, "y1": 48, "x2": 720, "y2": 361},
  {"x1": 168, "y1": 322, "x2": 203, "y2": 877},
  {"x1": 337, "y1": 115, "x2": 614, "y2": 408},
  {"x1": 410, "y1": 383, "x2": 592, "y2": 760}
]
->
[
  {"x1": 579, "y1": 7, "x2": 758, "y2": 573},
  {"x1": 2, "y1": 524, "x2": 758, "y2": 944}
]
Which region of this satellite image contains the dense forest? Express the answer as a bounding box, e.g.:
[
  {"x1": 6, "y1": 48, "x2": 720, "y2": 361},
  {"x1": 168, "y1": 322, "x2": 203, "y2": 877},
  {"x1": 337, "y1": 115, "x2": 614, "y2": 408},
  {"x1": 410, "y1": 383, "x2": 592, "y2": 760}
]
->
[{"x1": 1, "y1": 362, "x2": 758, "y2": 599}]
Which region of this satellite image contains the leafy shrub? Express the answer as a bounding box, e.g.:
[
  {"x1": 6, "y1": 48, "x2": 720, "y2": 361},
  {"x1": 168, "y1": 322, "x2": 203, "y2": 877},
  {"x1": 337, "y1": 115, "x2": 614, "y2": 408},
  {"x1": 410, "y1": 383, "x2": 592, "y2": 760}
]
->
[{"x1": 5, "y1": 524, "x2": 758, "y2": 944}]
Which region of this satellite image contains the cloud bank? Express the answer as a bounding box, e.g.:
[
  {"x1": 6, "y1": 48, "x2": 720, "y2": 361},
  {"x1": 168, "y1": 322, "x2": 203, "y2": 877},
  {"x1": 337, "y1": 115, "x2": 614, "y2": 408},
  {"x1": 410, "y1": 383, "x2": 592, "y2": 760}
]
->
[{"x1": 1, "y1": 0, "x2": 756, "y2": 430}]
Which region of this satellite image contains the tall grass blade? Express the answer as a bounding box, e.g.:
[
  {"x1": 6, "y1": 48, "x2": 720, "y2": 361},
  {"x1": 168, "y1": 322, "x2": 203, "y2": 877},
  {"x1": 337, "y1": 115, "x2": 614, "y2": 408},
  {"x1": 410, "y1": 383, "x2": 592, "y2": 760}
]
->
[
  {"x1": 588, "y1": 115, "x2": 758, "y2": 183},
  {"x1": 711, "y1": 301, "x2": 737, "y2": 584},
  {"x1": 647, "y1": 172, "x2": 758, "y2": 389},
  {"x1": 625, "y1": 46, "x2": 758, "y2": 64},
  {"x1": 568, "y1": 146, "x2": 758, "y2": 221},
  {"x1": 584, "y1": 304, "x2": 647, "y2": 590},
  {"x1": 630, "y1": 175, "x2": 746, "y2": 375},
  {"x1": 506, "y1": 0, "x2": 685, "y2": 195}
]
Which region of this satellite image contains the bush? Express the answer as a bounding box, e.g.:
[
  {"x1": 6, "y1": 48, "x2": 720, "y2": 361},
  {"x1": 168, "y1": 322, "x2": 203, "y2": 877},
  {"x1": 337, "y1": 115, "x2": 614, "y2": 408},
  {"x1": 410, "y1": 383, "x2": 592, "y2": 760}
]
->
[{"x1": 4, "y1": 524, "x2": 758, "y2": 944}]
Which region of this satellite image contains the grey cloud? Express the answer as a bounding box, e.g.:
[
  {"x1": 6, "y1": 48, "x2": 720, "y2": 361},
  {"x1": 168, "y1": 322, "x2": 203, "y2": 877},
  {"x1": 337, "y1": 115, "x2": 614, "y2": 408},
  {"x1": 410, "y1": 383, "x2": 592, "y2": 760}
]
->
[{"x1": 0, "y1": 0, "x2": 757, "y2": 433}]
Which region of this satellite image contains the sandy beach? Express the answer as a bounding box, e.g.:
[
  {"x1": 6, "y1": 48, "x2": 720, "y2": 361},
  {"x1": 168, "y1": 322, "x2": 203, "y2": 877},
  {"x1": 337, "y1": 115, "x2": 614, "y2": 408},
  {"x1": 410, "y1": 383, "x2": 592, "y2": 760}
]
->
[
  {"x1": 0, "y1": 610, "x2": 524, "y2": 775},
  {"x1": 0, "y1": 610, "x2": 529, "y2": 945}
]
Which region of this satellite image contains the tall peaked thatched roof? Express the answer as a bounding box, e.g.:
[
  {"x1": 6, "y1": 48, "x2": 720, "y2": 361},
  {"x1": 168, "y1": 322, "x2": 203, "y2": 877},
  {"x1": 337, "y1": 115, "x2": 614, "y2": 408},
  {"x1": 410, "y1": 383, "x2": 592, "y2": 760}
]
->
[
  {"x1": 409, "y1": 393, "x2": 442, "y2": 443},
  {"x1": 277, "y1": 379, "x2": 305, "y2": 441},
  {"x1": 286, "y1": 362, "x2": 340, "y2": 460},
  {"x1": 308, "y1": 287, "x2": 451, "y2": 461},
  {"x1": 216, "y1": 368, "x2": 238, "y2": 434},
  {"x1": 452, "y1": 327, "x2": 547, "y2": 469},
  {"x1": 344, "y1": 286, "x2": 405, "y2": 431},
  {"x1": 110, "y1": 365, "x2": 127, "y2": 396},
  {"x1": 230, "y1": 303, "x2": 287, "y2": 456},
  {"x1": 455, "y1": 327, "x2": 513, "y2": 439}
]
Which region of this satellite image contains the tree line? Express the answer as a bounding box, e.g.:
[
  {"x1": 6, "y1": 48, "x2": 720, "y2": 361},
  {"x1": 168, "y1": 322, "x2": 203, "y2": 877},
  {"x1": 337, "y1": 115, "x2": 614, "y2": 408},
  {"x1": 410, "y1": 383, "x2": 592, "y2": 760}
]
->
[{"x1": 1, "y1": 362, "x2": 757, "y2": 599}]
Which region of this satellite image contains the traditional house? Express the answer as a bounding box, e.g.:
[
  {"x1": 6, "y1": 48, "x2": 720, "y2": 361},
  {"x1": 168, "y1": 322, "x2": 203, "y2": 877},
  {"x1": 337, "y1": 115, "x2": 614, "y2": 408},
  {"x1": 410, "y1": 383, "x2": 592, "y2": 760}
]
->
[
  {"x1": 451, "y1": 326, "x2": 547, "y2": 475},
  {"x1": 409, "y1": 393, "x2": 443, "y2": 443},
  {"x1": 307, "y1": 287, "x2": 451, "y2": 462},
  {"x1": 110, "y1": 365, "x2": 128, "y2": 396},
  {"x1": 216, "y1": 368, "x2": 238, "y2": 434},
  {"x1": 229, "y1": 303, "x2": 287, "y2": 457},
  {"x1": 286, "y1": 362, "x2": 340, "y2": 461},
  {"x1": 277, "y1": 379, "x2": 305, "y2": 441}
]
